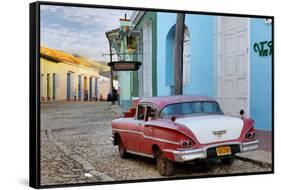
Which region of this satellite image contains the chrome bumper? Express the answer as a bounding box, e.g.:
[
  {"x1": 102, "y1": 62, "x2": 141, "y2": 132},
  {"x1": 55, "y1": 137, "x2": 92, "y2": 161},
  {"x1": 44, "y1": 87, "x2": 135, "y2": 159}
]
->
[{"x1": 170, "y1": 140, "x2": 259, "y2": 162}]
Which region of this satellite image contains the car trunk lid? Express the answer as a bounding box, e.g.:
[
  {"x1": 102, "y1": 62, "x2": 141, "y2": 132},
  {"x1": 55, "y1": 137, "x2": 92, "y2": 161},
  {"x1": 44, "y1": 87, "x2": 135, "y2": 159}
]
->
[{"x1": 176, "y1": 115, "x2": 243, "y2": 144}]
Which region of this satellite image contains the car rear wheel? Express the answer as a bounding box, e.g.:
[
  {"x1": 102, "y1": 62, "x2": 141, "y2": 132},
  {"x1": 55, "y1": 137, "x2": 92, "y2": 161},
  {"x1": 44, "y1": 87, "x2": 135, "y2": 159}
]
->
[
  {"x1": 156, "y1": 151, "x2": 174, "y2": 176},
  {"x1": 118, "y1": 139, "x2": 129, "y2": 159},
  {"x1": 221, "y1": 156, "x2": 235, "y2": 165}
]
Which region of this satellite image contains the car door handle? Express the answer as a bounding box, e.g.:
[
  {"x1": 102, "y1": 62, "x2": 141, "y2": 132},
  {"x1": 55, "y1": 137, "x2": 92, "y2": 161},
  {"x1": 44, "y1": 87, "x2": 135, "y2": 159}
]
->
[{"x1": 137, "y1": 123, "x2": 141, "y2": 127}]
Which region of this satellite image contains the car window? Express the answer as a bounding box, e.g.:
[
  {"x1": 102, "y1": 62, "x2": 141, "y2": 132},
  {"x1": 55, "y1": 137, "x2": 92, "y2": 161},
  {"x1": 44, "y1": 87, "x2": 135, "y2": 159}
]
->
[
  {"x1": 159, "y1": 101, "x2": 223, "y2": 118},
  {"x1": 192, "y1": 102, "x2": 203, "y2": 113},
  {"x1": 137, "y1": 105, "x2": 146, "y2": 120},
  {"x1": 145, "y1": 106, "x2": 156, "y2": 121},
  {"x1": 202, "y1": 102, "x2": 221, "y2": 113}
]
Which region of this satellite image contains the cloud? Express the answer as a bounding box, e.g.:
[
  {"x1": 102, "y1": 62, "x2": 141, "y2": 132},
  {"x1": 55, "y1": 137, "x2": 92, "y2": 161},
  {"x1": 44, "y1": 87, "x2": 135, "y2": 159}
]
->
[
  {"x1": 41, "y1": 26, "x2": 109, "y2": 61},
  {"x1": 40, "y1": 5, "x2": 132, "y2": 61},
  {"x1": 40, "y1": 5, "x2": 60, "y2": 12}
]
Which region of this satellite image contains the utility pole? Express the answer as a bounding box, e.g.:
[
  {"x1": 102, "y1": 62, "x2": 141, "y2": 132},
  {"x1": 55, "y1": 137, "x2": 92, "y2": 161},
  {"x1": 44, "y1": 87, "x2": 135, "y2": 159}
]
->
[
  {"x1": 173, "y1": 13, "x2": 185, "y2": 95},
  {"x1": 108, "y1": 41, "x2": 115, "y2": 105}
]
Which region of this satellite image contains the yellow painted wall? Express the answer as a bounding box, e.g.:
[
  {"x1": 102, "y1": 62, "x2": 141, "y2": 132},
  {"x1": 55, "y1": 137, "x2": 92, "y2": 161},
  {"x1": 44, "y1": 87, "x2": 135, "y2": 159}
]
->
[{"x1": 40, "y1": 57, "x2": 99, "y2": 101}]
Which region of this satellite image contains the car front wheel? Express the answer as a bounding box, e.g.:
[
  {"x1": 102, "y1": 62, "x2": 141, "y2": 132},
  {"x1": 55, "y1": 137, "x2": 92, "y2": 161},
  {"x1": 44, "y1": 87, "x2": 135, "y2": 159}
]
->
[
  {"x1": 156, "y1": 151, "x2": 174, "y2": 176},
  {"x1": 118, "y1": 139, "x2": 129, "y2": 159}
]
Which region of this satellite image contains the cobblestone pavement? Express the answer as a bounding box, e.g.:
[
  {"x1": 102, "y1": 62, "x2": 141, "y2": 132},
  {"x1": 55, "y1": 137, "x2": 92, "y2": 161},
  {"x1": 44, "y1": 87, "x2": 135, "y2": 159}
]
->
[{"x1": 41, "y1": 102, "x2": 271, "y2": 186}]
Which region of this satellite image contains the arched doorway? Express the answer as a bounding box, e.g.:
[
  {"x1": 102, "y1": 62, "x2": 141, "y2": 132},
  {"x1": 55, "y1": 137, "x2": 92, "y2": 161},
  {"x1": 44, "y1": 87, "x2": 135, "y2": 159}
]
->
[{"x1": 165, "y1": 24, "x2": 190, "y2": 93}]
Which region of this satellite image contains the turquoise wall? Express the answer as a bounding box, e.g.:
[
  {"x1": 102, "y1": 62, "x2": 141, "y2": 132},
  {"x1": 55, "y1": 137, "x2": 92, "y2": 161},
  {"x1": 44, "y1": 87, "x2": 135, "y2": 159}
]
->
[
  {"x1": 119, "y1": 20, "x2": 133, "y2": 110},
  {"x1": 250, "y1": 18, "x2": 272, "y2": 131},
  {"x1": 157, "y1": 13, "x2": 215, "y2": 97},
  {"x1": 157, "y1": 13, "x2": 176, "y2": 95},
  {"x1": 165, "y1": 25, "x2": 176, "y2": 87},
  {"x1": 183, "y1": 15, "x2": 215, "y2": 97}
]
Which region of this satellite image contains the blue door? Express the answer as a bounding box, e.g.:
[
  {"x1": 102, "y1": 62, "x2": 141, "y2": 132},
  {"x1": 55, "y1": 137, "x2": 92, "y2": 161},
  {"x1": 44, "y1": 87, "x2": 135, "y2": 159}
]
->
[
  {"x1": 78, "y1": 75, "x2": 81, "y2": 101},
  {"x1": 89, "y1": 77, "x2": 92, "y2": 100},
  {"x1": 67, "y1": 73, "x2": 71, "y2": 101},
  {"x1": 95, "y1": 78, "x2": 98, "y2": 100},
  {"x1": 52, "y1": 73, "x2": 56, "y2": 100},
  {"x1": 47, "y1": 74, "x2": 51, "y2": 101}
]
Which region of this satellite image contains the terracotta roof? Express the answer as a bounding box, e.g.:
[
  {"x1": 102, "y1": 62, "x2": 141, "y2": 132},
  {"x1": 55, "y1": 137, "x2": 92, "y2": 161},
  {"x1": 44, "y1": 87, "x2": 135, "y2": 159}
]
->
[
  {"x1": 139, "y1": 95, "x2": 216, "y2": 109},
  {"x1": 40, "y1": 46, "x2": 91, "y2": 67}
]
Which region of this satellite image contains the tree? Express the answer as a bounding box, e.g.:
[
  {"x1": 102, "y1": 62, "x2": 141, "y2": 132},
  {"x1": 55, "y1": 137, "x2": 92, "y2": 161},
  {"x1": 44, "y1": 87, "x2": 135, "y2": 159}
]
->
[{"x1": 173, "y1": 13, "x2": 185, "y2": 95}]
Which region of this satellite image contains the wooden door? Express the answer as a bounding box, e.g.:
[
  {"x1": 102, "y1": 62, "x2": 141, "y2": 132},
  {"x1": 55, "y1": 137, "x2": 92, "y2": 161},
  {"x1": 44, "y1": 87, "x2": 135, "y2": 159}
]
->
[{"x1": 215, "y1": 17, "x2": 249, "y2": 116}]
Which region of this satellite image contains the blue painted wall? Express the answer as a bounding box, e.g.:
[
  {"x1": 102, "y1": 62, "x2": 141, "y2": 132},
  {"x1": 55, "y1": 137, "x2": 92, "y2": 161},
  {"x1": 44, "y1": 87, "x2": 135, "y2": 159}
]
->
[
  {"x1": 156, "y1": 15, "x2": 272, "y2": 131},
  {"x1": 183, "y1": 15, "x2": 215, "y2": 97},
  {"x1": 157, "y1": 13, "x2": 176, "y2": 95},
  {"x1": 250, "y1": 18, "x2": 272, "y2": 131},
  {"x1": 165, "y1": 25, "x2": 176, "y2": 87},
  {"x1": 157, "y1": 13, "x2": 215, "y2": 97}
]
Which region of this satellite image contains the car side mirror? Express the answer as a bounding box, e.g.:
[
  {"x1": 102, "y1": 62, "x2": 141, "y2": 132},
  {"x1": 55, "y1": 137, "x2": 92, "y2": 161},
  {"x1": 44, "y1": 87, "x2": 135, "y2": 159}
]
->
[
  {"x1": 171, "y1": 115, "x2": 176, "y2": 122},
  {"x1": 240, "y1": 109, "x2": 245, "y2": 118}
]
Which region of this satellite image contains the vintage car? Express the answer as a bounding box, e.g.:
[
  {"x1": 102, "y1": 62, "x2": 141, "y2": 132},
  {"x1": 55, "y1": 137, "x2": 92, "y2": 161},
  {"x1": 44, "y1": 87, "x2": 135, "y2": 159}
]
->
[{"x1": 111, "y1": 95, "x2": 259, "y2": 176}]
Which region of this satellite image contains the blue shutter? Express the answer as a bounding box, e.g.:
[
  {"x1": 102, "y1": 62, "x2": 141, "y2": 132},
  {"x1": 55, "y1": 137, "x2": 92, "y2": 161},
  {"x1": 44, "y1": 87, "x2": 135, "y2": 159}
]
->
[{"x1": 67, "y1": 73, "x2": 71, "y2": 100}]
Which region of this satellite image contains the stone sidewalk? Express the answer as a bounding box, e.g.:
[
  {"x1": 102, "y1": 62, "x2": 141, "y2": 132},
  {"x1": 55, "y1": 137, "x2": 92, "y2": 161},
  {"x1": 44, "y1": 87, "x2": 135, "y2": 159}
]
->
[{"x1": 236, "y1": 150, "x2": 272, "y2": 167}]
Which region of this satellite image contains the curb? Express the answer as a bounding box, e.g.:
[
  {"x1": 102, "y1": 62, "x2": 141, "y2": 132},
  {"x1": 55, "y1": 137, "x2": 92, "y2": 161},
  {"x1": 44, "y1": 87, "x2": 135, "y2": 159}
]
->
[{"x1": 235, "y1": 155, "x2": 272, "y2": 168}]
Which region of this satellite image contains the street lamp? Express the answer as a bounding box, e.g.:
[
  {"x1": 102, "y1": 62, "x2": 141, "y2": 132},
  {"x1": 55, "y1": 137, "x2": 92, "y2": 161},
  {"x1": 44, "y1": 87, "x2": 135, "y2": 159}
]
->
[
  {"x1": 105, "y1": 24, "x2": 141, "y2": 107},
  {"x1": 105, "y1": 29, "x2": 120, "y2": 105}
]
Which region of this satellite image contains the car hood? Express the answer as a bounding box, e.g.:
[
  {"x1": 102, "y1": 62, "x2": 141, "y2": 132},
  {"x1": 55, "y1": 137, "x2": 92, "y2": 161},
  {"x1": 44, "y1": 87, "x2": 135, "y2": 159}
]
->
[{"x1": 176, "y1": 115, "x2": 243, "y2": 144}]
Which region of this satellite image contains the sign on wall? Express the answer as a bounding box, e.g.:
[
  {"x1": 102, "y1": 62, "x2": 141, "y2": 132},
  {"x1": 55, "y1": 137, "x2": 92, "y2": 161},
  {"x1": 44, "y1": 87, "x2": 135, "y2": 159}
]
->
[
  {"x1": 108, "y1": 61, "x2": 141, "y2": 71},
  {"x1": 253, "y1": 40, "x2": 272, "y2": 57}
]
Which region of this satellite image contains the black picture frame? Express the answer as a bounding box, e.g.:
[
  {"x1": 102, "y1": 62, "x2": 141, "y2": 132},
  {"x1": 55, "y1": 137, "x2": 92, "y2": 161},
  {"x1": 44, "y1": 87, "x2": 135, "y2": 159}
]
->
[{"x1": 30, "y1": 1, "x2": 274, "y2": 188}]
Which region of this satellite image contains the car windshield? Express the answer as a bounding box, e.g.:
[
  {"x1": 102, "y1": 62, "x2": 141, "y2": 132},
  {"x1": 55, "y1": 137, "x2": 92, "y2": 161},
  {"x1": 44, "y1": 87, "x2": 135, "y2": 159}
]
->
[{"x1": 159, "y1": 101, "x2": 223, "y2": 118}]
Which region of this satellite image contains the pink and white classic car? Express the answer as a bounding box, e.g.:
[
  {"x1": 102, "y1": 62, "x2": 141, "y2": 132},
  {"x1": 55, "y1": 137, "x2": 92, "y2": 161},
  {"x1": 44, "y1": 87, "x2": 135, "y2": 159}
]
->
[{"x1": 111, "y1": 95, "x2": 259, "y2": 176}]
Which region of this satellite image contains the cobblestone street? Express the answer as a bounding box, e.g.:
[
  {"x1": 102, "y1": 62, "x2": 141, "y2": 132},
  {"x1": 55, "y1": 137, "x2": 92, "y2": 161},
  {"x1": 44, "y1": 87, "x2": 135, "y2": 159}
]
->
[{"x1": 41, "y1": 102, "x2": 271, "y2": 186}]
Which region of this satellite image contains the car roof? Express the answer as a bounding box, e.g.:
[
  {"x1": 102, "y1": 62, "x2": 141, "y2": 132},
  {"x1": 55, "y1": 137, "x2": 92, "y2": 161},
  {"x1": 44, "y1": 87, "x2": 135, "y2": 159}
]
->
[{"x1": 139, "y1": 95, "x2": 216, "y2": 109}]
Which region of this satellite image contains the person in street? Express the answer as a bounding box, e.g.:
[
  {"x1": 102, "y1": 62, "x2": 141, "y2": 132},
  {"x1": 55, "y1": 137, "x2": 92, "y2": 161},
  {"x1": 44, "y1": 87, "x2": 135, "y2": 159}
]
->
[
  {"x1": 113, "y1": 87, "x2": 118, "y2": 101},
  {"x1": 74, "y1": 89, "x2": 77, "y2": 101},
  {"x1": 107, "y1": 93, "x2": 112, "y2": 101}
]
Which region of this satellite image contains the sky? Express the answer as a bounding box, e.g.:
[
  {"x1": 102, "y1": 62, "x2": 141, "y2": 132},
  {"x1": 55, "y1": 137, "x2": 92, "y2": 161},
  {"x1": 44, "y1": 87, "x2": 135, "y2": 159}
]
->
[{"x1": 40, "y1": 5, "x2": 132, "y2": 62}]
